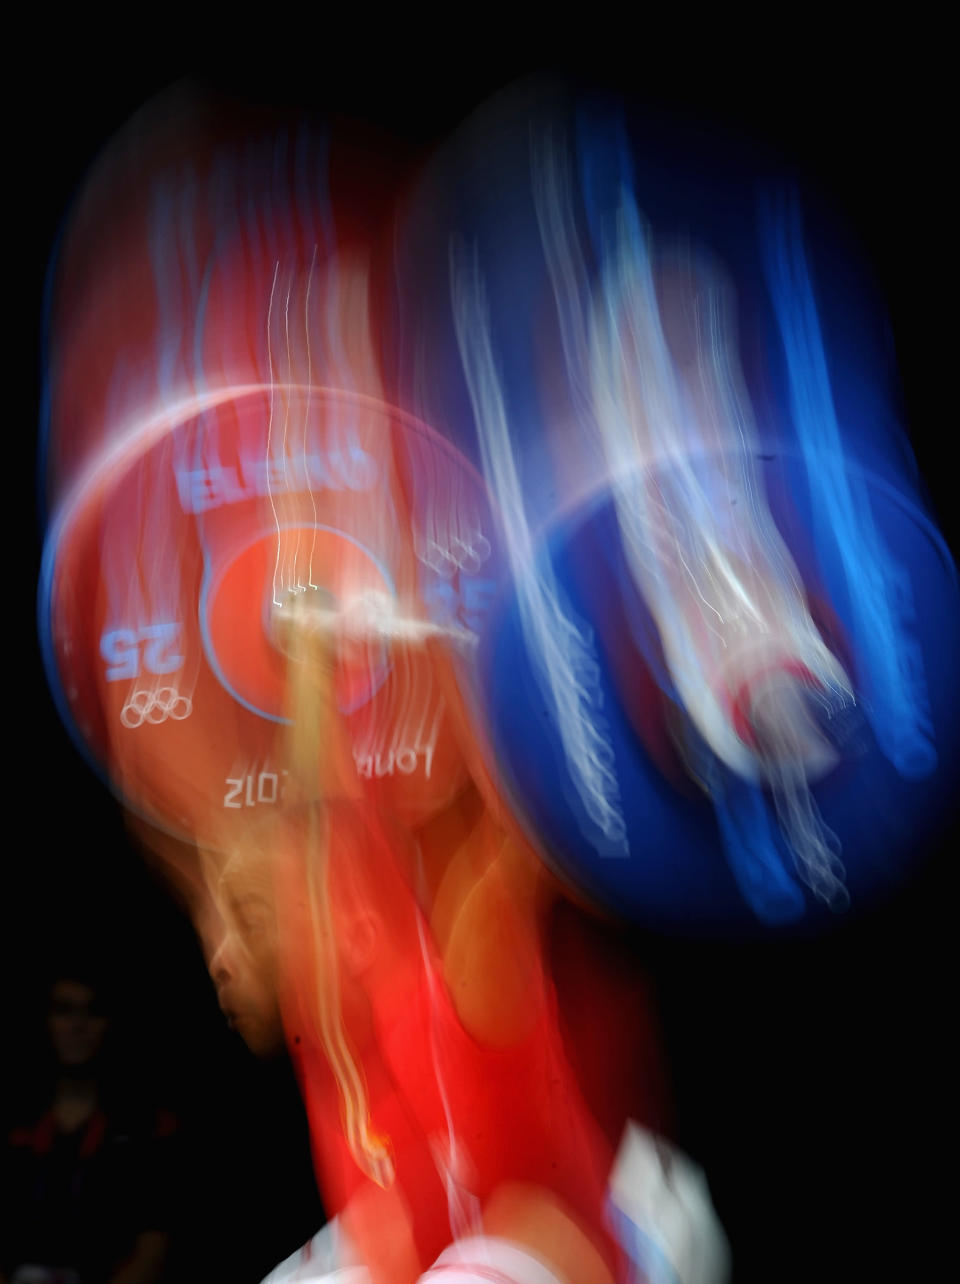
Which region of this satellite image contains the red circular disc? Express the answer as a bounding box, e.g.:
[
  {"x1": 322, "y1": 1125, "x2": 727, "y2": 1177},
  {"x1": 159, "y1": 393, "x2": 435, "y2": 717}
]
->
[{"x1": 44, "y1": 386, "x2": 503, "y2": 849}]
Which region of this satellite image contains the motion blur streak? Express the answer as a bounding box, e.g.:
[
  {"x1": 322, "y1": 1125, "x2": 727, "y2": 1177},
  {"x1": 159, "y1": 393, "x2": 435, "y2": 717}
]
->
[
  {"x1": 532, "y1": 131, "x2": 850, "y2": 908},
  {"x1": 451, "y1": 247, "x2": 630, "y2": 855},
  {"x1": 762, "y1": 195, "x2": 937, "y2": 780}
]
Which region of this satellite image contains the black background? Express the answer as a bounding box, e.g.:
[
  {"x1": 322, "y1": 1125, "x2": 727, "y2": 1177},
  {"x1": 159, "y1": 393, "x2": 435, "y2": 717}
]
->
[{"x1": 10, "y1": 34, "x2": 955, "y2": 1283}]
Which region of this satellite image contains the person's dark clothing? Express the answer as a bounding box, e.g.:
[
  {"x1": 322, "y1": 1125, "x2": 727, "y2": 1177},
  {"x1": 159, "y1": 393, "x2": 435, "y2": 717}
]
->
[{"x1": 1, "y1": 1103, "x2": 178, "y2": 1283}]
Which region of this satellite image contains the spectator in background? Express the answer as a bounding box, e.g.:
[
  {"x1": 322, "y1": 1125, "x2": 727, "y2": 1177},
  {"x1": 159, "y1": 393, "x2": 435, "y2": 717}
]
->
[{"x1": 1, "y1": 964, "x2": 178, "y2": 1284}]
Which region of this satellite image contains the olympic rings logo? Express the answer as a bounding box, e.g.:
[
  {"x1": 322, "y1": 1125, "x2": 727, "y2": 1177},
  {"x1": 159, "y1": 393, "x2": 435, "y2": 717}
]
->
[
  {"x1": 121, "y1": 687, "x2": 193, "y2": 728},
  {"x1": 418, "y1": 532, "x2": 492, "y2": 578}
]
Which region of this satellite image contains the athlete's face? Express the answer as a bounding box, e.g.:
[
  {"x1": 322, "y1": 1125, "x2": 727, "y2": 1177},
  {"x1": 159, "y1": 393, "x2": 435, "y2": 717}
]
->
[
  {"x1": 206, "y1": 852, "x2": 284, "y2": 1057},
  {"x1": 203, "y1": 807, "x2": 385, "y2": 1059}
]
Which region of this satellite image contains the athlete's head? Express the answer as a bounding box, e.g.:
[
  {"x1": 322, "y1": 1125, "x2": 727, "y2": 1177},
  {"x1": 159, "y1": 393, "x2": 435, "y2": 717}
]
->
[
  {"x1": 204, "y1": 797, "x2": 419, "y2": 1058},
  {"x1": 205, "y1": 831, "x2": 285, "y2": 1057}
]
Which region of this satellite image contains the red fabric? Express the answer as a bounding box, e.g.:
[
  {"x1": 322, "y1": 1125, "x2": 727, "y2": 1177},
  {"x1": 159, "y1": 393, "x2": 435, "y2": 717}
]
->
[
  {"x1": 9, "y1": 1109, "x2": 107, "y2": 1159},
  {"x1": 281, "y1": 800, "x2": 624, "y2": 1275},
  {"x1": 292, "y1": 933, "x2": 619, "y2": 1274},
  {"x1": 549, "y1": 901, "x2": 673, "y2": 1148}
]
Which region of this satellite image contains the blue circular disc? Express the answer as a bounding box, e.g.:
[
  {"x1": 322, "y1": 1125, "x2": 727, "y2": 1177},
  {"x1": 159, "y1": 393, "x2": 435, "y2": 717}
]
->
[{"x1": 479, "y1": 450, "x2": 960, "y2": 937}]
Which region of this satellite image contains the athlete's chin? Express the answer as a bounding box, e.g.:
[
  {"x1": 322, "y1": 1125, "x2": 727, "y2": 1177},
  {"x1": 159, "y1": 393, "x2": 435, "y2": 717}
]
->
[{"x1": 226, "y1": 1009, "x2": 284, "y2": 1058}]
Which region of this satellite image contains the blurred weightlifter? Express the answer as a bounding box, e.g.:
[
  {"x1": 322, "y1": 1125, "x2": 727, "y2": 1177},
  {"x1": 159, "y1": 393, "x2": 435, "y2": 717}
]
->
[{"x1": 194, "y1": 588, "x2": 640, "y2": 1284}]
